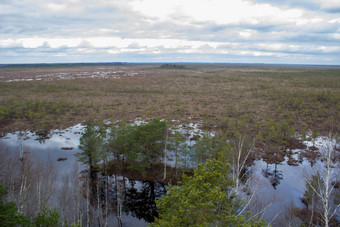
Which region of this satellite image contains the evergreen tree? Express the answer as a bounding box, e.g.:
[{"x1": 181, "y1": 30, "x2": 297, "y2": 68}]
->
[
  {"x1": 108, "y1": 121, "x2": 133, "y2": 162},
  {"x1": 168, "y1": 130, "x2": 188, "y2": 173},
  {"x1": 34, "y1": 203, "x2": 59, "y2": 227},
  {"x1": 0, "y1": 184, "x2": 30, "y2": 226},
  {"x1": 192, "y1": 132, "x2": 230, "y2": 165},
  {"x1": 78, "y1": 124, "x2": 105, "y2": 169},
  {"x1": 150, "y1": 154, "x2": 266, "y2": 227},
  {"x1": 128, "y1": 119, "x2": 167, "y2": 170}
]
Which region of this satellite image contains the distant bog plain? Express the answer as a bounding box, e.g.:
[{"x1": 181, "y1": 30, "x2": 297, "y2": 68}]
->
[
  {"x1": 1, "y1": 63, "x2": 340, "y2": 226},
  {"x1": 0, "y1": 63, "x2": 339, "y2": 136}
]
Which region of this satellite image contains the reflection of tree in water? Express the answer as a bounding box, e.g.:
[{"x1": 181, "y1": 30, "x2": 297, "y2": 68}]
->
[
  {"x1": 262, "y1": 163, "x2": 283, "y2": 189},
  {"x1": 261, "y1": 147, "x2": 285, "y2": 189},
  {"x1": 84, "y1": 170, "x2": 167, "y2": 224},
  {"x1": 302, "y1": 147, "x2": 321, "y2": 167},
  {"x1": 124, "y1": 180, "x2": 167, "y2": 223},
  {"x1": 35, "y1": 130, "x2": 51, "y2": 144}
]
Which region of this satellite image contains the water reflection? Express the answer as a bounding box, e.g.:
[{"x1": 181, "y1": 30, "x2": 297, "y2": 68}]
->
[
  {"x1": 262, "y1": 163, "x2": 283, "y2": 189},
  {"x1": 1, "y1": 124, "x2": 339, "y2": 226},
  {"x1": 81, "y1": 169, "x2": 167, "y2": 225},
  {"x1": 125, "y1": 180, "x2": 166, "y2": 222}
]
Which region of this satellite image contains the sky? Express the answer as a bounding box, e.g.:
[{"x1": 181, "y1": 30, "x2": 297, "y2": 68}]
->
[{"x1": 0, "y1": 0, "x2": 340, "y2": 65}]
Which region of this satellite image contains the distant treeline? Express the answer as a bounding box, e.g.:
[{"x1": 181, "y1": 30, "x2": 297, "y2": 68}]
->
[
  {"x1": 0, "y1": 62, "x2": 127, "y2": 68},
  {"x1": 160, "y1": 64, "x2": 186, "y2": 69}
]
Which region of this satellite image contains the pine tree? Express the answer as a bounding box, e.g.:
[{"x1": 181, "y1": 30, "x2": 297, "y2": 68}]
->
[
  {"x1": 150, "y1": 154, "x2": 266, "y2": 227},
  {"x1": 0, "y1": 184, "x2": 30, "y2": 226},
  {"x1": 128, "y1": 119, "x2": 167, "y2": 171},
  {"x1": 78, "y1": 124, "x2": 105, "y2": 169}
]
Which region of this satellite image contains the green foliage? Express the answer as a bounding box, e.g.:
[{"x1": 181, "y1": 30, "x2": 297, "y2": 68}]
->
[
  {"x1": 302, "y1": 172, "x2": 322, "y2": 208},
  {"x1": 78, "y1": 124, "x2": 105, "y2": 168},
  {"x1": 0, "y1": 184, "x2": 30, "y2": 227},
  {"x1": 264, "y1": 119, "x2": 294, "y2": 145},
  {"x1": 1, "y1": 184, "x2": 66, "y2": 227},
  {"x1": 192, "y1": 132, "x2": 230, "y2": 164},
  {"x1": 69, "y1": 220, "x2": 82, "y2": 227},
  {"x1": 254, "y1": 121, "x2": 264, "y2": 141},
  {"x1": 0, "y1": 98, "x2": 84, "y2": 130},
  {"x1": 1, "y1": 65, "x2": 339, "y2": 135},
  {"x1": 34, "y1": 203, "x2": 59, "y2": 227},
  {"x1": 108, "y1": 121, "x2": 133, "y2": 160},
  {"x1": 311, "y1": 129, "x2": 319, "y2": 144},
  {"x1": 150, "y1": 154, "x2": 266, "y2": 227},
  {"x1": 218, "y1": 116, "x2": 254, "y2": 139},
  {"x1": 127, "y1": 119, "x2": 167, "y2": 169},
  {"x1": 274, "y1": 89, "x2": 340, "y2": 132},
  {"x1": 106, "y1": 119, "x2": 167, "y2": 173},
  {"x1": 168, "y1": 130, "x2": 189, "y2": 169},
  {"x1": 168, "y1": 130, "x2": 187, "y2": 154},
  {"x1": 0, "y1": 106, "x2": 11, "y2": 121}
]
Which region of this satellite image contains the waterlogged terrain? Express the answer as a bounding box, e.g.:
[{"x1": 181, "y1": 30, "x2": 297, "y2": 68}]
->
[
  {"x1": 1, "y1": 64, "x2": 339, "y2": 134},
  {"x1": 1, "y1": 121, "x2": 339, "y2": 226},
  {"x1": 0, "y1": 65, "x2": 141, "y2": 82},
  {"x1": 0, "y1": 64, "x2": 339, "y2": 226},
  {"x1": 250, "y1": 137, "x2": 340, "y2": 223},
  {"x1": 0, "y1": 123, "x2": 165, "y2": 226}
]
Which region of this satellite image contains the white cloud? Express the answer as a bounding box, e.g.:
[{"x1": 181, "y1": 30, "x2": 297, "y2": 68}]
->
[
  {"x1": 239, "y1": 30, "x2": 254, "y2": 39},
  {"x1": 0, "y1": 0, "x2": 340, "y2": 64},
  {"x1": 129, "y1": 0, "x2": 304, "y2": 25},
  {"x1": 0, "y1": 38, "x2": 83, "y2": 49},
  {"x1": 0, "y1": 36, "x2": 202, "y2": 49},
  {"x1": 45, "y1": 3, "x2": 67, "y2": 11},
  {"x1": 329, "y1": 18, "x2": 340, "y2": 23},
  {"x1": 47, "y1": 38, "x2": 82, "y2": 48},
  {"x1": 20, "y1": 38, "x2": 46, "y2": 48}
]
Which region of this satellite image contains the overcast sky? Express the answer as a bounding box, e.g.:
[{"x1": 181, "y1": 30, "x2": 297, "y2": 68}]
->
[{"x1": 1, "y1": 0, "x2": 340, "y2": 64}]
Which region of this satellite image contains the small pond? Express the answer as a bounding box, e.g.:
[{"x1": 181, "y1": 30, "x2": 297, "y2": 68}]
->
[{"x1": 0, "y1": 123, "x2": 339, "y2": 226}]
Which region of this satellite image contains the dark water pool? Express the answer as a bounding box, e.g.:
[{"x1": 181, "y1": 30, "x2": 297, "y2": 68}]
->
[{"x1": 1, "y1": 124, "x2": 339, "y2": 226}]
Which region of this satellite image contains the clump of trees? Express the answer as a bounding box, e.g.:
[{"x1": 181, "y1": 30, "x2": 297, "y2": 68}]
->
[
  {"x1": 76, "y1": 119, "x2": 168, "y2": 226},
  {"x1": 125, "y1": 119, "x2": 167, "y2": 170},
  {"x1": 151, "y1": 154, "x2": 266, "y2": 226},
  {"x1": 75, "y1": 119, "x2": 268, "y2": 225},
  {"x1": 78, "y1": 119, "x2": 168, "y2": 174},
  {"x1": 0, "y1": 183, "x2": 76, "y2": 227},
  {"x1": 0, "y1": 184, "x2": 30, "y2": 226},
  {"x1": 4, "y1": 116, "x2": 336, "y2": 226},
  {"x1": 160, "y1": 64, "x2": 186, "y2": 69}
]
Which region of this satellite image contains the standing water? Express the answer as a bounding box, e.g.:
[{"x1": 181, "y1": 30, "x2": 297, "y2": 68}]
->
[{"x1": 0, "y1": 124, "x2": 339, "y2": 226}]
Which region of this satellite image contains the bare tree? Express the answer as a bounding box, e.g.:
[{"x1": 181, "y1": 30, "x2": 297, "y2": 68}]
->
[
  {"x1": 303, "y1": 133, "x2": 340, "y2": 227},
  {"x1": 163, "y1": 127, "x2": 168, "y2": 181},
  {"x1": 230, "y1": 135, "x2": 254, "y2": 195}
]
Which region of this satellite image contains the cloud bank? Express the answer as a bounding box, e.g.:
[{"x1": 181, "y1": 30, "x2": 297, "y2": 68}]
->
[{"x1": 0, "y1": 0, "x2": 339, "y2": 64}]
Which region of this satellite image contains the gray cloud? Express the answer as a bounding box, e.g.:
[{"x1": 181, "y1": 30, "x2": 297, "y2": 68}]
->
[
  {"x1": 0, "y1": 0, "x2": 339, "y2": 64},
  {"x1": 249, "y1": 0, "x2": 340, "y2": 13},
  {"x1": 325, "y1": 7, "x2": 340, "y2": 14}
]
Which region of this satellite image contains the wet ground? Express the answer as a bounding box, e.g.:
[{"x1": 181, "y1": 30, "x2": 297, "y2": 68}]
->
[{"x1": 0, "y1": 123, "x2": 339, "y2": 226}]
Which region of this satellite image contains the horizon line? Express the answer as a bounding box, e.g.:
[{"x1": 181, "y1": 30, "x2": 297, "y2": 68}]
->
[{"x1": 1, "y1": 62, "x2": 340, "y2": 67}]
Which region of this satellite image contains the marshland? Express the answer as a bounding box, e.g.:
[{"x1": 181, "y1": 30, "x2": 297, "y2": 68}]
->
[{"x1": 0, "y1": 63, "x2": 339, "y2": 226}]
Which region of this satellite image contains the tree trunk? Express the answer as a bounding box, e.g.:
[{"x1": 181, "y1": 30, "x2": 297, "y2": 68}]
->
[
  {"x1": 163, "y1": 128, "x2": 168, "y2": 181},
  {"x1": 87, "y1": 174, "x2": 90, "y2": 227}
]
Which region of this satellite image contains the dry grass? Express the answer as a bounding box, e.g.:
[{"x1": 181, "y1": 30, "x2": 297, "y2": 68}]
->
[{"x1": 0, "y1": 64, "x2": 339, "y2": 134}]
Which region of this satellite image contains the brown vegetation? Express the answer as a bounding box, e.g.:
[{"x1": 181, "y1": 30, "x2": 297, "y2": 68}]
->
[
  {"x1": 293, "y1": 207, "x2": 339, "y2": 227},
  {"x1": 0, "y1": 64, "x2": 339, "y2": 136},
  {"x1": 61, "y1": 147, "x2": 74, "y2": 150},
  {"x1": 106, "y1": 160, "x2": 192, "y2": 184}
]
